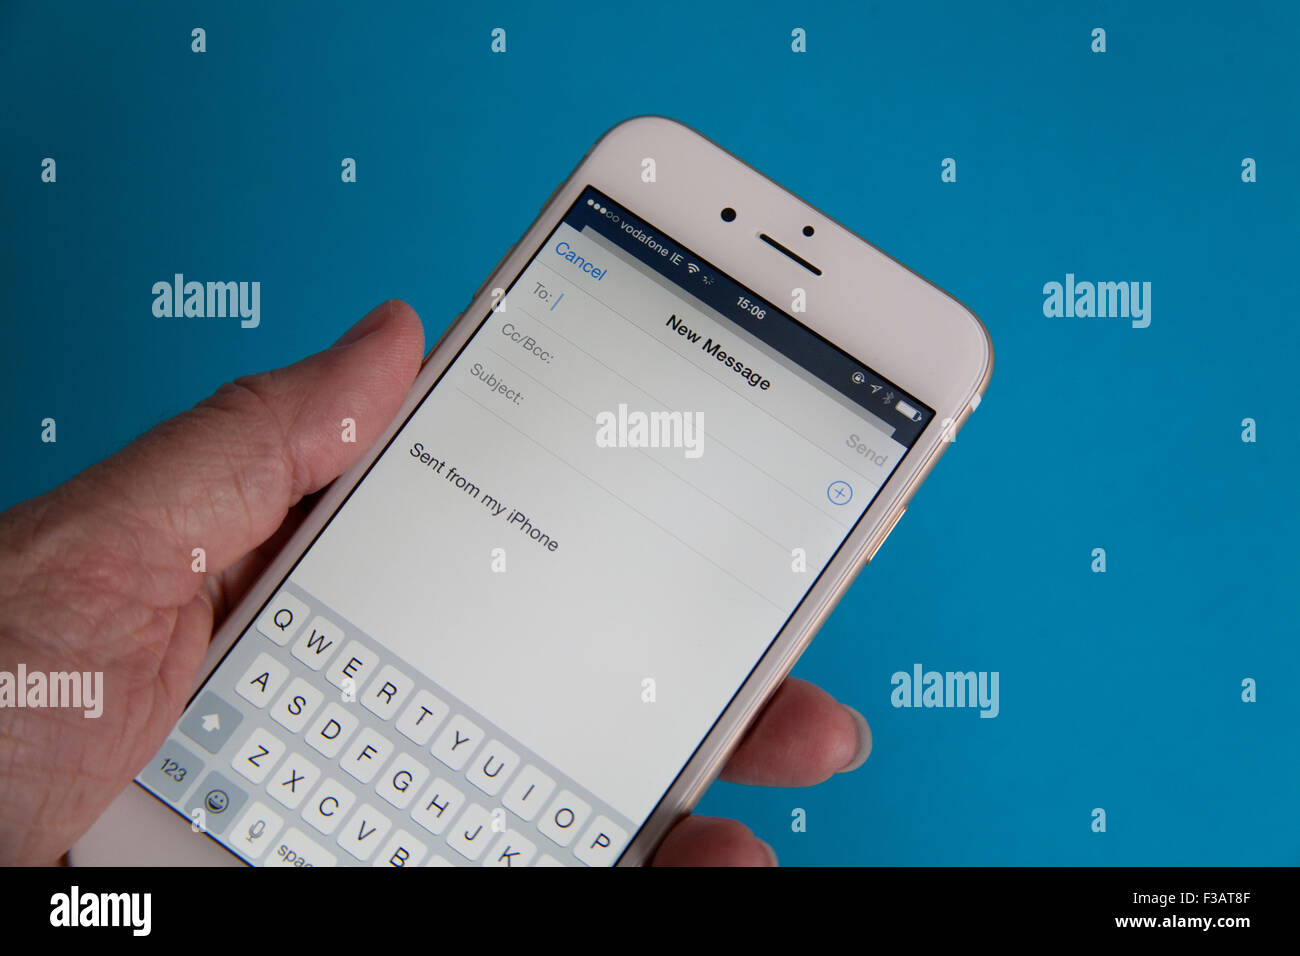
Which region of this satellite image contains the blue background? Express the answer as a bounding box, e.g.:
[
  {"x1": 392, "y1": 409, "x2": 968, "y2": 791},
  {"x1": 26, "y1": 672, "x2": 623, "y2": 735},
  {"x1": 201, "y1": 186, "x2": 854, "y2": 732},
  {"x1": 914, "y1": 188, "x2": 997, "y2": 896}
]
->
[{"x1": 2, "y1": 1, "x2": 1296, "y2": 864}]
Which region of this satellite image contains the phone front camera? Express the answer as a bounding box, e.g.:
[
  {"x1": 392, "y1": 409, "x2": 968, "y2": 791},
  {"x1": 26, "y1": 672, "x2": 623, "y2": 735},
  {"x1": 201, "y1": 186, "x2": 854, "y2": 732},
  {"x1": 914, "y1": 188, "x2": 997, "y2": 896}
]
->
[
  {"x1": 720, "y1": 207, "x2": 737, "y2": 222},
  {"x1": 803, "y1": 225, "x2": 815, "y2": 237}
]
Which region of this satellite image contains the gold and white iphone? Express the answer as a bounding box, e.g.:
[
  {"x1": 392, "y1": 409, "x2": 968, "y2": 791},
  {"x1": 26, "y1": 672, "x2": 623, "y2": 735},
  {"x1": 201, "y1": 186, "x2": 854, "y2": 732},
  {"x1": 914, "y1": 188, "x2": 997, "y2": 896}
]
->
[{"x1": 72, "y1": 116, "x2": 992, "y2": 867}]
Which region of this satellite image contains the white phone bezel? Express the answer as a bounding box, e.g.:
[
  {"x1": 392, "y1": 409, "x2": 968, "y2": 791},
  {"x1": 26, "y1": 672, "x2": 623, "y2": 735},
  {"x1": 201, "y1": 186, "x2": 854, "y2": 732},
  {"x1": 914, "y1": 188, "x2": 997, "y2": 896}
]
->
[{"x1": 71, "y1": 115, "x2": 992, "y2": 867}]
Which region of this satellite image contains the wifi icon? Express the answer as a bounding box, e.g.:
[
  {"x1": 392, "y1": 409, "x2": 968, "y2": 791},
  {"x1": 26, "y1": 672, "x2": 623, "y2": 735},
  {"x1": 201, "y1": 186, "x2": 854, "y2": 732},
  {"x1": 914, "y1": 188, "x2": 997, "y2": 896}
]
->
[{"x1": 686, "y1": 263, "x2": 700, "y2": 275}]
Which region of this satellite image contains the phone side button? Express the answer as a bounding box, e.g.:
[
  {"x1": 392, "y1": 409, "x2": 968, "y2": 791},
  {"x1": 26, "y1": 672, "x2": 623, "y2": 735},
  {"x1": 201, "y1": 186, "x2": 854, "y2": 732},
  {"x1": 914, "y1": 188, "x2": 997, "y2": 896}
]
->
[
  {"x1": 422, "y1": 316, "x2": 463, "y2": 368},
  {"x1": 863, "y1": 507, "x2": 906, "y2": 565},
  {"x1": 471, "y1": 241, "x2": 521, "y2": 304},
  {"x1": 539, "y1": 181, "x2": 564, "y2": 214}
]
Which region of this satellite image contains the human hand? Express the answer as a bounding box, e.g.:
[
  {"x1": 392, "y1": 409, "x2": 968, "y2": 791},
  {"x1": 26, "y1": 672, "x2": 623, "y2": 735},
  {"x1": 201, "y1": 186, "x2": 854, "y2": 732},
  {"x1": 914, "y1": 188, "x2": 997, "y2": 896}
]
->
[{"x1": 0, "y1": 300, "x2": 871, "y2": 866}]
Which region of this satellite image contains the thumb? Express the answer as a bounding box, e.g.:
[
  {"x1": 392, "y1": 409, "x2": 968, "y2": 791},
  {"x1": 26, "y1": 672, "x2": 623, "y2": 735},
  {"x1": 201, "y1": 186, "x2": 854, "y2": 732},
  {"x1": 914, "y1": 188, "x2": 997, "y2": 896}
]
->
[{"x1": 26, "y1": 299, "x2": 424, "y2": 608}]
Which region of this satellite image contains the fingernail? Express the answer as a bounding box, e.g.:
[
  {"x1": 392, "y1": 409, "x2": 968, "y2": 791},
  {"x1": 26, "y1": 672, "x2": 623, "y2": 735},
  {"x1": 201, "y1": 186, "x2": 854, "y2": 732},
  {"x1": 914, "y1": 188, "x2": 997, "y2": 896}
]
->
[
  {"x1": 758, "y1": 839, "x2": 778, "y2": 866},
  {"x1": 837, "y1": 705, "x2": 872, "y2": 774}
]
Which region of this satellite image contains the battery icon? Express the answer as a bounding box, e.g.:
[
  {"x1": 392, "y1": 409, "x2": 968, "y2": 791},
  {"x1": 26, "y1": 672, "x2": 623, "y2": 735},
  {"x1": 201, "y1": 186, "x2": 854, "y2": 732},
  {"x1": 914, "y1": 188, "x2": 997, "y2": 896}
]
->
[{"x1": 895, "y1": 400, "x2": 922, "y2": 422}]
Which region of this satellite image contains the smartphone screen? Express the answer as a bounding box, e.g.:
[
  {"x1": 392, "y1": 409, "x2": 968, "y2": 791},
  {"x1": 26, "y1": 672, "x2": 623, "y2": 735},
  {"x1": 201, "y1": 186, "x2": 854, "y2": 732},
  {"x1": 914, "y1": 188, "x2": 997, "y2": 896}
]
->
[{"x1": 137, "y1": 186, "x2": 935, "y2": 867}]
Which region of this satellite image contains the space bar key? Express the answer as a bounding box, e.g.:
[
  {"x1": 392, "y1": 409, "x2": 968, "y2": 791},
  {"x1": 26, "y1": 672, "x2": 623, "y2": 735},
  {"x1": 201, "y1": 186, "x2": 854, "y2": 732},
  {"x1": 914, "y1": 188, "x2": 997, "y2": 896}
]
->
[{"x1": 265, "y1": 827, "x2": 338, "y2": 868}]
